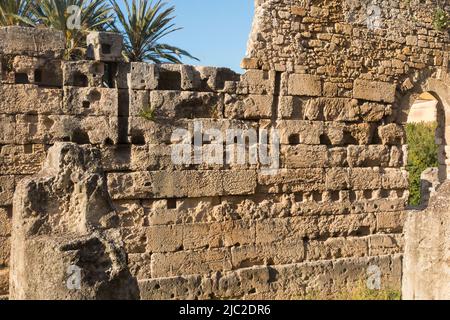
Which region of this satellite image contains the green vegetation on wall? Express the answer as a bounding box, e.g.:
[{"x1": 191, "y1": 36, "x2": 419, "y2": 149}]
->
[{"x1": 405, "y1": 122, "x2": 439, "y2": 206}]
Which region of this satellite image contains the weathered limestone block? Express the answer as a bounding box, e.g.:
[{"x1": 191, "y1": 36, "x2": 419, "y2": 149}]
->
[
  {"x1": 0, "y1": 85, "x2": 63, "y2": 115},
  {"x1": 128, "y1": 116, "x2": 188, "y2": 144},
  {"x1": 108, "y1": 170, "x2": 257, "y2": 200},
  {"x1": 360, "y1": 102, "x2": 392, "y2": 122},
  {"x1": 349, "y1": 168, "x2": 382, "y2": 190},
  {"x1": 378, "y1": 124, "x2": 406, "y2": 145},
  {"x1": 0, "y1": 237, "x2": 9, "y2": 267},
  {"x1": 15, "y1": 115, "x2": 119, "y2": 145},
  {"x1": 195, "y1": 66, "x2": 241, "y2": 92},
  {"x1": 10, "y1": 143, "x2": 138, "y2": 300},
  {"x1": 281, "y1": 145, "x2": 328, "y2": 168},
  {"x1": 0, "y1": 207, "x2": 11, "y2": 237},
  {"x1": 258, "y1": 169, "x2": 325, "y2": 193},
  {"x1": 278, "y1": 96, "x2": 303, "y2": 119},
  {"x1": 347, "y1": 145, "x2": 390, "y2": 167},
  {"x1": 376, "y1": 211, "x2": 406, "y2": 233},
  {"x1": 99, "y1": 145, "x2": 132, "y2": 172},
  {"x1": 224, "y1": 94, "x2": 273, "y2": 119},
  {"x1": 0, "y1": 268, "x2": 8, "y2": 295},
  {"x1": 86, "y1": 32, "x2": 123, "y2": 62},
  {"x1": 277, "y1": 120, "x2": 324, "y2": 145},
  {"x1": 0, "y1": 115, "x2": 15, "y2": 144},
  {"x1": 147, "y1": 225, "x2": 183, "y2": 253},
  {"x1": 310, "y1": 98, "x2": 359, "y2": 122},
  {"x1": 369, "y1": 234, "x2": 404, "y2": 256},
  {"x1": 325, "y1": 168, "x2": 350, "y2": 190},
  {"x1": 231, "y1": 238, "x2": 305, "y2": 269},
  {"x1": 238, "y1": 70, "x2": 276, "y2": 95},
  {"x1": 267, "y1": 255, "x2": 402, "y2": 299},
  {"x1": 288, "y1": 74, "x2": 322, "y2": 97},
  {"x1": 128, "y1": 62, "x2": 159, "y2": 90},
  {"x1": 132, "y1": 90, "x2": 223, "y2": 119},
  {"x1": 183, "y1": 223, "x2": 223, "y2": 250},
  {"x1": 0, "y1": 26, "x2": 65, "y2": 58},
  {"x1": 0, "y1": 144, "x2": 47, "y2": 175},
  {"x1": 403, "y1": 181, "x2": 450, "y2": 300},
  {"x1": 151, "y1": 248, "x2": 232, "y2": 278},
  {"x1": 158, "y1": 64, "x2": 202, "y2": 91},
  {"x1": 10, "y1": 55, "x2": 62, "y2": 86},
  {"x1": 382, "y1": 168, "x2": 409, "y2": 189},
  {"x1": 353, "y1": 79, "x2": 396, "y2": 103},
  {"x1": 63, "y1": 87, "x2": 119, "y2": 116},
  {"x1": 62, "y1": 61, "x2": 105, "y2": 87},
  {"x1": 306, "y1": 237, "x2": 369, "y2": 261}
]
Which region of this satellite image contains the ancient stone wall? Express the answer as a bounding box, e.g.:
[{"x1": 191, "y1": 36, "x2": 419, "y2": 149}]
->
[{"x1": 0, "y1": 0, "x2": 448, "y2": 299}]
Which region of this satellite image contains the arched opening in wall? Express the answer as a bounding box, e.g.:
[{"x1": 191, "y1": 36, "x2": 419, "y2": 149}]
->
[{"x1": 405, "y1": 92, "x2": 444, "y2": 208}]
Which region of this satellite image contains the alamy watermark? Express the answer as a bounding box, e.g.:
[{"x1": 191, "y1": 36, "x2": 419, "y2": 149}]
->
[
  {"x1": 66, "y1": 265, "x2": 81, "y2": 290},
  {"x1": 66, "y1": 5, "x2": 82, "y2": 30},
  {"x1": 171, "y1": 121, "x2": 280, "y2": 175}
]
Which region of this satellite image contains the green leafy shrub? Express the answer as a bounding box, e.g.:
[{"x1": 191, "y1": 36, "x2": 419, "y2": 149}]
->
[
  {"x1": 433, "y1": 7, "x2": 449, "y2": 31},
  {"x1": 405, "y1": 122, "x2": 438, "y2": 206}
]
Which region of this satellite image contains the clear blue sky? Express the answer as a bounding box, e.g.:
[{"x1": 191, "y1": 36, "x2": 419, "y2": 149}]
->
[{"x1": 120, "y1": 0, "x2": 254, "y2": 72}]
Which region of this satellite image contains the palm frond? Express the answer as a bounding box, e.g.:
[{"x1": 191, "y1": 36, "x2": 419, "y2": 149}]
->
[
  {"x1": 0, "y1": 0, "x2": 35, "y2": 26},
  {"x1": 33, "y1": 0, "x2": 114, "y2": 59},
  {"x1": 110, "y1": 0, "x2": 198, "y2": 63}
]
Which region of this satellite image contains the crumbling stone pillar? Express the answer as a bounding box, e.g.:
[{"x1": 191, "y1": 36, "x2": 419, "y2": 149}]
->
[
  {"x1": 9, "y1": 143, "x2": 139, "y2": 300},
  {"x1": 402, "y1": 181, "x2": 450, "y2": 300}
]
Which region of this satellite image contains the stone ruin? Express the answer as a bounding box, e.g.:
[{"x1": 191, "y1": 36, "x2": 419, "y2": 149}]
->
[{"x1": 0, "y1": 0, "x2": 449, "y2": 300}]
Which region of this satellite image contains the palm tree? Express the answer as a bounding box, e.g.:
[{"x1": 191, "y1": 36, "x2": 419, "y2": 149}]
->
[
  {"x1": 110, "y1": 0, "x2": 198, "y2": 63},
  {"x1": 0, "y1": 0, "x2": 35, "y2": 26},
  {"x1": 32, "y1": 0, "x2": 114, "y2": 59}
]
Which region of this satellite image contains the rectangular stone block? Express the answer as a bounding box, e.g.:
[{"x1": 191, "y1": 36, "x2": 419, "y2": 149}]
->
[
  {"x1": 128, "y1": 62, "x2": 159, "y2": 90},
  {"x1": 108, "y1": 170, "x2": 257, "y2": 200},
  {"x1": 326, "y1": 168, "x2": 350, "y2": 190},
  {"x1": 0, "y1": 237, "x2": 10, "y2": 267},
  {"x1": 0, "y1": 115, "x2": 15, "y2": 144},
  {"x1": 0, "y1": 268, "x2": 8, "y2": 295},
  {"x1": 183, "y1": 223, "x2": 222, "y2": 250},
  {"x1": 222, "y1": 220, "x2": 256, "y2": 247},
  {"x1": 0, "y1": 85, "x2": 62, "y2": 115},
  {"x1": 14, "y1": 115, "x2": 119, "y2": 145},
  {"x1": 195, "y1": 66, "x2": 240, "y2": 92},
  {"x1": 281, "y1": 145, "x2": 328, "y2": 168},
  {"x1": 0, "y1": 144, "x2": 47, "y2": 175},
  {"x1": 86, "y1": 32, "x2": 123, "y2": 62},
  {"x1": 382, "y1": 169, "x2": 409, "y2": 189},
  {"x1": 238, "y1": 70, "x2": 276, "y2": 95},
  {"x1": 278, "y1": 96, "x2": 304, "y2": 119},
  {"x1": 63, "y1": 87, "x2": 118, "y2": 116},
  {"x1": 62, "y1": 61, "x2": 105, "y2": 87},
  {"x1": 369, "y1": 234, "x2": 404, "y2": 256},
  {"x1": 0, "y1": 207, "x2": 11, "y2": 237},
  {"x1": 128, "y1": 253, "x2": 152, "y2": 280},
  {"x1": 376, "y1": 211, "x2": 406, "y2": 233},
  {"x1": 99, "y1": 145, "x2": 131, "y2": 172},
  {"x1": 128, "y1": 116, "x2": 188, "y2": 144},
  {"x1": 288, "y1": 74, "x2": 322, "y2": 97},
  {"x1": 349, "y1": 168, "x2": 382, "y2": 190},
  {"x1": 353, "y1": 79, "x2": 396, "y2": 103},
  {"x1": 0, "y1": 176, "x2": 15, "y2": 206},
  {"x1": 347, "y1": 145, "x2": 390, "y2": 167},
  {"x1": 258, "y1": 169, "x2": 325, "y2": 193},
  {"x1": 0, "y1": 26, "x2": 65, "y2": 58},
  {"x1": 231, "y1": 238, "x2": 305, "y2": 269},
  {"x1": 140, "y1": 90, "x2": 223, "y2": 119},
  {"x1": 276, "y1": 120, "x2": 324, "y2": 145},
  {"x1": 224, "y1": 94, "x2": 273, "y2": 119},
  {"x1": 151, "y1": 248, "x2": 232, "y2": 278},
  {"x1": 306, "y1": 237, "x2": 369, "y2": 261},
  {"x1": 147, "y1": 225, "x2": 183, "y2": 253},
  {"x1": 113, "y1": 200, "x2": 145, "y2": 229}
]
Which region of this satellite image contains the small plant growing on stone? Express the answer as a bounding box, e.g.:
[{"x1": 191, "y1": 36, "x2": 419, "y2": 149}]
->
[
  {"x1": 433, "y1": 8, "x2": 449, "y2": 31},
  {"x1": 139, "y1": 104, "x2": 156, "y2": 121}
]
